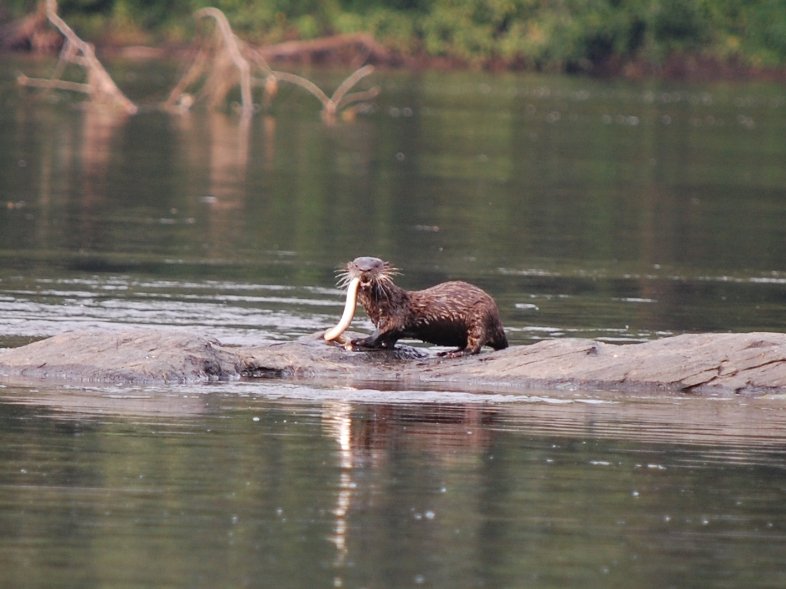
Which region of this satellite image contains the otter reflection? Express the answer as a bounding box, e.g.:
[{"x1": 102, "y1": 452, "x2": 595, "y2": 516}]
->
[{"x1": 323, "y1": 400, "x2": 499, "y2": 566}]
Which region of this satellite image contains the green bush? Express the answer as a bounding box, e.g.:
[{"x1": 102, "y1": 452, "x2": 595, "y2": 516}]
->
[
  {"x1": 5, "y1": 0, "x2": 786, "y2": 70},
  {"x1": 742, "y1": 0, "x2": 786, "y2": 66}
]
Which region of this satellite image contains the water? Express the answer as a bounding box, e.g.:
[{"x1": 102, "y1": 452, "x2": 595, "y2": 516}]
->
[
  {"x1": 1, "y1": 385, "x2": 785, "y2": 588},
  {"x1": 1, "y1": 55, "x2": 786, "y2": 587},
  {"x1": 1, "y1": 59, "x2": 785, "y2": 347}
]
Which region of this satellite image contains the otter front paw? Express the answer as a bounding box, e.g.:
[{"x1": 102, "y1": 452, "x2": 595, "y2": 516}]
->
[
  {"x1": 350, "y1": 337, "x2": 393, "y2": 351},
  {"x1": 350, "y1": 337, "x2": 377, "y2": 350},
  {"x1": 437, "y1": 348, "x2": 469, "y2": 358}
]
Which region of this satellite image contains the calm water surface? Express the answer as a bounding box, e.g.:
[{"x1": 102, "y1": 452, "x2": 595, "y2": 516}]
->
[
  {"x1": 1, "y1": 385, "x2": 785, "y2": 588},
  {"x1": 1, "y1": 55, "x2": 785, "y2": 587},
  {"x1": 1, "y1": 57, "x2": 785, "y2": 347}
]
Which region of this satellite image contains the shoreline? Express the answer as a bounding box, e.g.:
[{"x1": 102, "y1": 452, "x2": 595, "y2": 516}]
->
[{"x1": 4, "y1": 37, "x2": 786, "y2": 84}]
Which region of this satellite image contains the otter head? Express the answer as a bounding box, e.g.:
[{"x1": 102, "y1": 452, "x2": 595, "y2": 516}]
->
[
  {"x1": 343, "y1": 256, "x2": 398, "y2": 290},
  {"x1": 323, "y1": 256, "x2": 399, "y2": 343}
]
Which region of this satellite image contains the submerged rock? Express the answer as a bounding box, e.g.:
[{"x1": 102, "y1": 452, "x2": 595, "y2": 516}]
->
[{"x1": 1, "y1": 328, "x2": 785, "y2": 394}]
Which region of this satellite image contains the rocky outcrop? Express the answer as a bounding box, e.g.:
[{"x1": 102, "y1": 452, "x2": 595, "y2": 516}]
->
[
  {"x1": 0, "y1": 330, "x2": 240, "y2": 384},
  {"x1": 1, "y1": 329, "x2": 785, "y2": 395}
]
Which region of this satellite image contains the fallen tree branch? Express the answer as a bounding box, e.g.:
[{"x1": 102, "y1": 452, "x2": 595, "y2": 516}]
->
[
  {"x1": 16, "y1": 73, "x2": 90, "y2": 94},
  {"x1": 266, "y1": 65, "x2": 379, "y2": 122},
  {"x1": 164, "y1": 7, "x2": 260, "y2": 118},
  {"x1": 13, "y1": 3, "x2": 379, "y2": 121},
  {"x1": 199, "y1": 7, "x2": 252, "y2": 118},
  {"x1": 16, "y1": 0, "x2": 137, "y2": 114},
  {"x1": 166, "y1": 7, "x2": 379, "y2": 121},
  {"x1": 253, "y1": 33, "x2": 394, "y2": 66},
  {"x1": 162, "y1": 45, "x2": 209, "y2": 112},
  {"x1": 267, "y1": 70, "x2": 331, "y2": 107}
]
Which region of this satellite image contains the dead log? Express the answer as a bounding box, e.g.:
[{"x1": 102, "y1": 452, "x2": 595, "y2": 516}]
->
[
  {"x1": 253, "y1": 32, "x2": 395, "y2": 66},
  {"x1": 164, "y1": 7, "x2": 267, "y2": 119},
  {"x1": 16, "y1": 0, "x2": 137, "y2": 114},
  {"x1": 165, "y1": 7, "x2": 379, "y2": 122}
]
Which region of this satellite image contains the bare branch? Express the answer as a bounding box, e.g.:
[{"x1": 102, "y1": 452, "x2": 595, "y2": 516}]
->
[
  {"x1": 272, "y1": 66, "x2": 378, "y2": 121},
  {"x1": 195, "y1": 7, "x2": 253, "y2": 119},
  {"x1": 269, "y1": 70, "x2": 331, "y2": 107},
  {"x1": 338, "y1": 87, "x2": 381, "y2": 110},
  {"x1": 164, "y1": 46, "x2": 209, "y2": 110},
  {"x1": 17, "y1": 0, "x2": 138, "y2": 114},
  {"x1": 17, "y1": 73, "x2": 90, "y2": 94},
  {"x1": 332, "y1": 65, "x2": 375, "y2": 106},
  {"x1": 163, "y1": 7, "x2": 379, "y2": 121}
]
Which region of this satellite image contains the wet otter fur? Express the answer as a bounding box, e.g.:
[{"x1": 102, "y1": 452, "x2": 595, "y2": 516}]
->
[{"x1": 338, "y1": 256, "x2": 508, "y2": 357}]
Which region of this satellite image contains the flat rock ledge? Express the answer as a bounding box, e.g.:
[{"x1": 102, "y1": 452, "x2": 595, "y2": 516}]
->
[{"x1": 1, "y1": 329, "x2": 785, "y2": 395}]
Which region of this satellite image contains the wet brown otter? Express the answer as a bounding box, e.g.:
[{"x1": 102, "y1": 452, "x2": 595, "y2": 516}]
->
[{"x1": 324, "y1": 256, "x2": 508, "y2": 357}]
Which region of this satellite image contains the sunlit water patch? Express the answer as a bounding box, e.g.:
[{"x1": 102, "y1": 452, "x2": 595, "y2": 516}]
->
[{"x1": 0, "y1": 274, "x2": 353, "y2": 347}]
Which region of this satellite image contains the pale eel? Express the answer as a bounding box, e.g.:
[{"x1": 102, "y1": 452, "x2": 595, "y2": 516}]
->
[{"x1": 323, "y1": 276, "x2": 361, "y2": 343}]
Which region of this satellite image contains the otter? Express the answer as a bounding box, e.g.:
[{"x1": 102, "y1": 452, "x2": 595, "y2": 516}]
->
[{"x1": 324, "y1": 256, "x2": 508, "y2": 357}]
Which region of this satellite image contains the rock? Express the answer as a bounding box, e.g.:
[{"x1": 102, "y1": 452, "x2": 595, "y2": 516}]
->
[
  {"x1": 0, "y1": 329, "x2": 240, "y2": 384},
  {"x1": 417, "y1": 333, "x2": 786, "y2": 394},
  {"x1": 1, "y1": 328, "x2": 785, "y2": 395}
]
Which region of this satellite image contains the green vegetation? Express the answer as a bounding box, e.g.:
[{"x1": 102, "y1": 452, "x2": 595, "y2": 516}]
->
[{"x1": 5, "y1": 0, "x2": 786, "y2": 71}]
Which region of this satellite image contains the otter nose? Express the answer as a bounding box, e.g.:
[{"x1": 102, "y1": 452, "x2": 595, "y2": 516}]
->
[{"x1": 352, "y1": 256, "x2": 384, "y2": 272}]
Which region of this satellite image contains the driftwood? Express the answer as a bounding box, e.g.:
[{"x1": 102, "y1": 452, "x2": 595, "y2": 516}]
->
[
  {"x1": 16, "y1": 0, "x2": 137, "y2": 114},
  {"x1": 11, "y1": 3, "x2": 378, "y2": 120},
  {"x1": 0, "y1": 1, "x2": 58, "y2": 52},
  {"x1": 254, "y1": 33, "x2": 394, "y2": 66},
  {"x1": 163, "y1": 7, "x2": 254, "y2": 118},
  {"x1": 269, "y1": 65, "x2": 379, "y2": 122},
  {"x1": 164, "y1": 7, "x2": 379, "y2": 121},
  {"x1": 1, "y1": 329, "x2": 785, "y2": 395}
]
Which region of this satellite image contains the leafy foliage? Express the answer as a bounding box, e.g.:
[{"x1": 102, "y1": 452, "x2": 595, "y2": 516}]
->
[{"x1": 4, "y1": 0, "x2": 786, "y2": 69}]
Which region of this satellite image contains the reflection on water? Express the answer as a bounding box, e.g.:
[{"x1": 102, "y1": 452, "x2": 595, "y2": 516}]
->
[
  {"x1": 1, "y1": 58, "x2": 786, "y2": 588},
  {"x1": 1, "y1": 382, "x2": 785, "y2": 588}
]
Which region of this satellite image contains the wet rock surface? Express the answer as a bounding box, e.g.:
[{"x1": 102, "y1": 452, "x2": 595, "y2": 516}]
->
[
  {"x1": 0, "y1": 330, "x2": 241, "y2": 384},
  {"x1": 1, "y1": 329, "x2": 785, "y2": 394}
]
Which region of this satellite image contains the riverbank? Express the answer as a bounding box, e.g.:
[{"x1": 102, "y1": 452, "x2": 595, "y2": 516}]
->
[{"x1": 3, "y1": 1, "x2": 786, "y2": 81}]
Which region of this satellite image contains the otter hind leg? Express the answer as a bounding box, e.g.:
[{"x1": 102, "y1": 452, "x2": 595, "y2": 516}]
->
[
  {"x1": 465, "y1": 323, "x2": 488, "y2": 355},
  {"x1": 437, "y1": 327, "x2": 482, "y2": 358},
  {"x1": 443, "y1": 320, "x2": 506, "y2": 356}
]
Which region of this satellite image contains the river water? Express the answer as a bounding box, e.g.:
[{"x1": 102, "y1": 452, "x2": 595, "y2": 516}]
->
[{"x1": 1, "y1": 56, "x2": 785, "y2": 587}]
